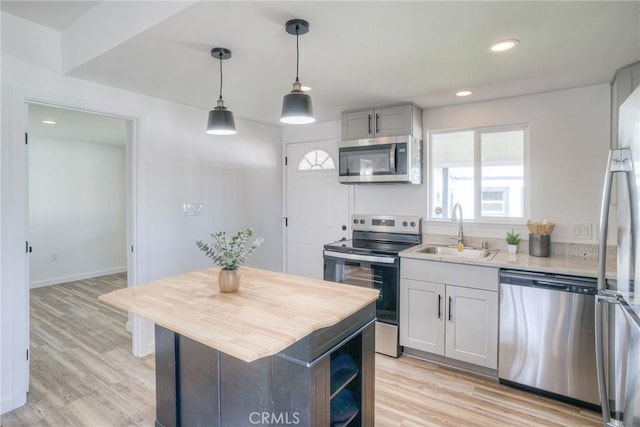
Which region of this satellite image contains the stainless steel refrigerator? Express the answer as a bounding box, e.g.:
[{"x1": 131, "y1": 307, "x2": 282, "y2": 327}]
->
[{"x1": 597, "y1": 61, "x2": 640, "y2": 426}]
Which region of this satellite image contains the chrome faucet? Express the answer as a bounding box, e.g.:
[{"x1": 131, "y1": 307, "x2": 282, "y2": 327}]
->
[{"x1": 451, "y1": 203, "x2": 464, "y2": 245}]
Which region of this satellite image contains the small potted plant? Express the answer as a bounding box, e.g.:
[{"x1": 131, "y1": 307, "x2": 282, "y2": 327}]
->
[
  {"x1": 505, "y1": 230, "x2": 521, "y2": 254},
  {"x1": 196, "y1": 228, "x2": 264, "y2": 293}
]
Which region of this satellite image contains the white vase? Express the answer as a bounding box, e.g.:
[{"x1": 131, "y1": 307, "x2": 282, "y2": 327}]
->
[
  {"x1": 218, "y1": 268, "x2": 241, "y2": 293},
  {"x1": 507, "y1": 244, "x2": 518, "y2": 254}
]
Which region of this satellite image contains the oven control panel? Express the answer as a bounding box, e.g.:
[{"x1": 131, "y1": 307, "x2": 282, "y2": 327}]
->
[{"x1": 351, "y1": 214, "x2": 421, "y2": 235}]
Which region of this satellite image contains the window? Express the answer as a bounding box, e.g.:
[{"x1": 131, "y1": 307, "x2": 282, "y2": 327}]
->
[
  {"x1": 428, "y1": 125, "x2": 526, "y2": 221},
  {"x1": 297, "y1": 149, "x2": 336, "y2": 171},
  {"x1": 481, "y1": 188, "x2": 508, "y2": 215}
]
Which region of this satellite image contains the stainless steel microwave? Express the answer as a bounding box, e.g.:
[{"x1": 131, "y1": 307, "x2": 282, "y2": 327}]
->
[{"x1": 338, "y1": 135, "x2": 422, "y2": 184}]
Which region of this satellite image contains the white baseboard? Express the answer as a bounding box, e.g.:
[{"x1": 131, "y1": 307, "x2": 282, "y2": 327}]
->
[
  {"x1": 1, "y1": 393, "x2": 26, "y2": 416},
  {"x1": 138, "y1": 339, "x2": 155, "y2": 357},
  {"x1": 30, "y1": 266, "x2": 127, "y2": 289}
]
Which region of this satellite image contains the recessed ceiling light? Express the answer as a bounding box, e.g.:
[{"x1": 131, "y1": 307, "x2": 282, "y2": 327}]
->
[
  {"x1": 490, "y1": 39, "x2": 519, "y2": 52},
  {"x1": 456, "y1": 90, "x2": 473, "y2": 97},
  {"x1": 300, "y1": 86, "x2": 312, "y2": 92},
  {"x1": 42, "y1": 120, "x2": 57, "y2": 125}
]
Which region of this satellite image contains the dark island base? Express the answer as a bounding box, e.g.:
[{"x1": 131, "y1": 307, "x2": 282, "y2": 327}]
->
[{"x1": 154, "y1": 304, "x2": 376, "y2": 427}]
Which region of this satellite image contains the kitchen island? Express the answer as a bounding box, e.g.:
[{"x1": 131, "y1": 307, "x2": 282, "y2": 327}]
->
[{"x1": 99, "y1": 266, "x2": 378, "y2": 427}]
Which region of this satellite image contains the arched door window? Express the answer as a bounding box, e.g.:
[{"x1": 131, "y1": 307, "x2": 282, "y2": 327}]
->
[{"x1": 297, "y1": 149, "x2": 336, "y2": 171}]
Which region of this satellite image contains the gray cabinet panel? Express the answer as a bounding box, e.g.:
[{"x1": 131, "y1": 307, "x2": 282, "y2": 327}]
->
[
  {"x1": 342, "y1": 109, "x2": 374, "y2": 140},
  {"x1": 341, "y1": 103, "x2": 422, "y2": 140},
  {"x1": 375, "y1": 105, "x2": 412, "y2": 138},
  {"x1": 179, "y1": 335, "x2": 219, "y2": 426}
]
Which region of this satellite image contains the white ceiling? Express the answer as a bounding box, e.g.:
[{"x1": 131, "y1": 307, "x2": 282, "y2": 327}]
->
[
  {"x1": 28, "y1": 104, "x2": 129, "y2": 146},
  {"x1": 3, "y1": 1, "x2": 640, "y2": 126},
  {"x1": 1, "y1": 0, "x2": 100, "y2": 31}
]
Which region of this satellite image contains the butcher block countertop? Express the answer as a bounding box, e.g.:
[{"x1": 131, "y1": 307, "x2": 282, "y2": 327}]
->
[{"x1": 98, "y1": 266, "x2": 379, "y2": 363}]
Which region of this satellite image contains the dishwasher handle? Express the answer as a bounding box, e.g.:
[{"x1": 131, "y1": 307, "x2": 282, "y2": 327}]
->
[
  {"x1": 500, "y1": 271, "x2": 596, "y2": 291},
  {"x1": 533, "y1": 281, "x2": 570, "y2": 291}
]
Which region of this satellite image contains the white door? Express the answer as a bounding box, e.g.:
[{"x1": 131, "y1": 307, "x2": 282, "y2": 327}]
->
[
  {"x1": 399, "y1": 278, "x2": 445, "y2": 355},
  {"x1": 285, "y1": 140, "x2": 351, "y2": 279},
  {"x1": 445, "y1": 285, "x2": 499, "y2": 369}
]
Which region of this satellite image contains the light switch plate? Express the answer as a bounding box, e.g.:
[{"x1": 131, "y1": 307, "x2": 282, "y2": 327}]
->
[{"x1": 183, "y1": 202, "x2": 203, "y2": 216}]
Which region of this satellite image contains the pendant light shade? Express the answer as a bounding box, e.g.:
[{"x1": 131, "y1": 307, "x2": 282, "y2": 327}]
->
[
  {"x1": 207, "y1": 104, "x2": 236, "y2": 135},
  {"x1": 281, "y1": 82, "x2": 315, "y2": 125},
  {"x1": 206, "y1": 47, "x2": 236, "y2": 135},
  {"x1": 281, "y1": 19, "x2": 315, "y2": 125}
]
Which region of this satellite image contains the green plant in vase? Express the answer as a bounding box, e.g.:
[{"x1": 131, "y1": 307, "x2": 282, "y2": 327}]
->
[
  {"x1": 505, "y1": 229, "x2": 521, "y2": 254},
  {"x1": 196, "y1": 228, "x2": 264, "y2": 292}
]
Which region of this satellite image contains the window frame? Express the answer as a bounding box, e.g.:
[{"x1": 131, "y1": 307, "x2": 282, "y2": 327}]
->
[
  {"x1": 427, "y1": 123, "x2": 530, "y2": 225},
  {"x1": 296, "y1": 149, "x2": 336, "y2": 172}
]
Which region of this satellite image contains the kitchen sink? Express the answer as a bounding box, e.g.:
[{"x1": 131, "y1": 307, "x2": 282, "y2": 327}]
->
[{"x1": 414, "y1": 245, "x2": 497, "y2": 259}]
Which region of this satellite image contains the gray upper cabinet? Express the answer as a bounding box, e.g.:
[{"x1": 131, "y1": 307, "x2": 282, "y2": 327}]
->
[
  {"x1": 341, "y1": 103, "x2": 422, "y2": 140},
  {"x1": 612, "y1": 61, "x2": 640, "y2": 148}
]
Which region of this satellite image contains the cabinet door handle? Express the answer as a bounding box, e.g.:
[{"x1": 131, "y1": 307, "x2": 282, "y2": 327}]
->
[
  {"x1": 375, "y1": 113, "x2": 380, "y2": 134},
  {"x1": 368, "y1": 114, "x2": 372, "y2": 135},
  {"x1": 437, "y1": 294, "x2": 442, "y2": 319},
  {"x1": 448, "y1": 296, "x2": 453, "y2": 321}
]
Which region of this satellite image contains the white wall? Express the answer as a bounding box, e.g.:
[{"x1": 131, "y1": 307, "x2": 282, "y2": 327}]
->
[
  {"x1": 1, "y1": 12, "x2": 283, "y2": 414},
  {"x1": 283, "y1": 85, "x2": 611, "y2": 244},
  {"x1": 29, "y1": 137, "x2": 127, "y2": 288},
  {"x1": 354, "y1": 85, "x2": 611, "y2": 243}
]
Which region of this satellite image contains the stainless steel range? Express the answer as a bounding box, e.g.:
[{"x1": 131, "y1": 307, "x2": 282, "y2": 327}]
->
[{"x1": 323, "y1": 214, "x2": 421, "y2": 357}]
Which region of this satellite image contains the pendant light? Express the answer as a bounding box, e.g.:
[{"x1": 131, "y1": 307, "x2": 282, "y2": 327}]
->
[
  {"x1": 206, "y1": 47, "x2": 236, "y2": 135},
  {"x1": 281, "y1": 19, "x2": 315, "y2": 125}
]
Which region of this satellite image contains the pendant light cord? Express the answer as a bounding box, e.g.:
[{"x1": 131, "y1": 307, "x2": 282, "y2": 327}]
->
[
  {"x1": 295, "y1": 24, "x2": 300, "y2": 83},
  {"x1": 218, "y1": 52, "x2": 223, "y2": 100}
]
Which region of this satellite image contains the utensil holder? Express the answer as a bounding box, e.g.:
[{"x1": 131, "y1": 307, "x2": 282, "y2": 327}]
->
[{"x1": 529, "y1": 234, "x2": 550, "y2": 257}]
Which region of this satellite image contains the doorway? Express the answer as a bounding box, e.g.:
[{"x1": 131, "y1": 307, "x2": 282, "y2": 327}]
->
[
  {"x1": 284, "y1": 139, "x2": 352, "y2": 279},
  {"x1": 25, "y1": 102, "x2": 137, "y2": 393},
  {"x1": 27, "y1": 104, "x2": 129, "y2": 288}
]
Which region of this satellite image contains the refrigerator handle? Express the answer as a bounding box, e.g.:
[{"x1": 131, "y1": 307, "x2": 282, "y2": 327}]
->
[
  {"x1": 595, "y1": 301, "x2": 611, "y2": 424},
  {"x1": 596, "y1": 148, "x2": 633, "y2": 425},
  {"x1": 598, "y1": 149, "x2": 632, "y2": 290}
]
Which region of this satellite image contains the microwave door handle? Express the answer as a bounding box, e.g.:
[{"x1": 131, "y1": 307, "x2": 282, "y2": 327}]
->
[{"x1": 389, "y1": 143, "x2": 397, "y2": 173}]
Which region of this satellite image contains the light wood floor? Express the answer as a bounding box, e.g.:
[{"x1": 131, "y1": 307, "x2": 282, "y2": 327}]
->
[{"x1": 1, "y1": 274, "x2": 601, "y2": 426}]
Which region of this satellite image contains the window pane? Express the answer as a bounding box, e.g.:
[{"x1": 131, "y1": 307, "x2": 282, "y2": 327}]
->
[
  {"x1": 297, "y1": 149, "x2": 335, "y2": 171},
  {"x1": 431, "y1": 131, "x2": 475, "y2": 219},
  {"x1": 481, "y1": 130, "x2": 524, "y2": 217}
]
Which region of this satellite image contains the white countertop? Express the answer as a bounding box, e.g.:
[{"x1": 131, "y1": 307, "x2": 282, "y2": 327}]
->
[
  {"x1": 400, "y1": 244, "x2": 616, "y2": 279},
  {"x1": 401, "y1": 244, "x2": 640, "y2": 331}
]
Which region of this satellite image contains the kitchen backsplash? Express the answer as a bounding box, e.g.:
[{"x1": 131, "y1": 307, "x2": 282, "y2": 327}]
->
[{"x1": 423, "y1": 234, "x2": 617, "y2": 259}]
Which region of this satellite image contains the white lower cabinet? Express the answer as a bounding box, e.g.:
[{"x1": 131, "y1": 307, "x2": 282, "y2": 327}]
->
[
  {"x1": 400, "y1": 279, "x2": 445, "y2": 354},
  {"x1": 444, "y1": 285, "x2": 498, "y2": 368},
  {"x1": 400, "y1": 258, "x2": 499, "y2": 369}
]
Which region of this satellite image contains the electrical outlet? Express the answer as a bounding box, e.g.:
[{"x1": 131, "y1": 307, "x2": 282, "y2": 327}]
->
[
  {"x1": 572, "y1": 223, "x2": 593, "y2": 239},
  {"x1": 51, "y1": 252, "x2": 58, "y2": 261}
]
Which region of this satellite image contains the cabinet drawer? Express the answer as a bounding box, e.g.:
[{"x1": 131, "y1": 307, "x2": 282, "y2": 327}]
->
[{"x1": 401, "y1": 258, "x2": 498, "y2": 292}]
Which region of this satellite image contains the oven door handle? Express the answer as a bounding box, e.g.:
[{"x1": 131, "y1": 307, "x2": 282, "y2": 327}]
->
[{"x1": 323, "y1": 250, "x2": 396, "y2": 264}]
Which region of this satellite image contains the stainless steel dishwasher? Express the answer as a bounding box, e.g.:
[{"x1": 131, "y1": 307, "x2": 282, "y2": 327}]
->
[{"x1": 499, "y1": 270, "x2": 600, "y2": 408}]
